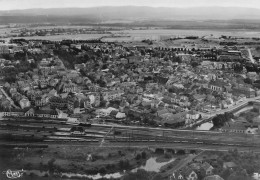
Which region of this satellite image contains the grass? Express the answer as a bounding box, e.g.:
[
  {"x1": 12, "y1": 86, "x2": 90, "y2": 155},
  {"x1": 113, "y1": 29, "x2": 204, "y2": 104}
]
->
[{"x1": 0, "y1": 145, "x2": 152, "y2": 175}]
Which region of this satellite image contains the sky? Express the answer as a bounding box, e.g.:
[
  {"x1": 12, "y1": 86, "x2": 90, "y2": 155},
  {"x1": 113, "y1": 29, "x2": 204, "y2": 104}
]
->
[{"x1": 1, "y1": 0, "x2": 260, "y2": 10}]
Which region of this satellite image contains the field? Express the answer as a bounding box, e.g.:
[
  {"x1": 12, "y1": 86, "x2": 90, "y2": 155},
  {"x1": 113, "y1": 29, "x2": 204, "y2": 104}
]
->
[
  {"x1": 0, "y1": 145, "x2": 154, "y2": 179},
  {"x1": 1, "y1": 27, "x2": 260, "y2": 41},
  {"x1": 3, "y1": 33, "x2": 110, "y2": 41},
  {"x1": 117, "y1": 29, "x2": 260, "y2": 39}
]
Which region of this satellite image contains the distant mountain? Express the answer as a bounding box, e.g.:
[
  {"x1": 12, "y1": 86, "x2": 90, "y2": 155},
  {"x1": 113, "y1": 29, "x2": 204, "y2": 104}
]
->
[{"x1": 1, "y1": 6, "x2": 260, "y2": 24}]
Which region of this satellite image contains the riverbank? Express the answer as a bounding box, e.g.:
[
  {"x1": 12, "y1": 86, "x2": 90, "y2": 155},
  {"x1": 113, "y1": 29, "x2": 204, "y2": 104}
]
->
[
  {"x1": 0, "y1": 145, "x2": 151, "y2": 178},
  {"x1": 0, "y1": 144, "x2": 201, "y2": 180}
]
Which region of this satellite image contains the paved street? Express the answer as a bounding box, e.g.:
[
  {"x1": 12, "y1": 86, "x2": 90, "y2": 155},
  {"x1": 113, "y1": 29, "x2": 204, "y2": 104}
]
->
[{"x1": 201, "y1": 96, "x2": 260, "y2": 118}]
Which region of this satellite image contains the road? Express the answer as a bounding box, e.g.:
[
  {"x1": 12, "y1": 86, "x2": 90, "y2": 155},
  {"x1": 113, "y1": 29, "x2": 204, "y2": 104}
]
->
[
  {"x1": 248, "y1": 48, "x2": 256, "y2": 64},
  {"x1": 201, "y1": 96, "x2": 260, "y2": 118},
  {"x1": 161, "y1": 150, "x2": 205, "y2": 177},
  {"x1": 0, "y1": 87, "x2": 20, "y2": 109}
]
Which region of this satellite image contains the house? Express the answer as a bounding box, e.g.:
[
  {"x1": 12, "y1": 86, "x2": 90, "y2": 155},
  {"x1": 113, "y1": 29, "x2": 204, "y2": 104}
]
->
[
  {"x1": 49, "y1": 78, "x2": 59, "y2": 87},
  {"x1": 3, "y1": 109, "x2": 25, "y2": 117},
  {"x1": 193, "y1": 94, "x2": 206, "y2": 102},
  {"x1": 186, "y1": 110, "x2": 201, "y2": 121},
  {"x1": 19, "y1": 97, "x2": 31, "y2": 109},
  {"x1": 102, "y1": 90, "x2": 124, "y2": 101},
  {"x1": 35, "y1": 96, "x2": 46, "y2": 107},
  {"x1": 162, "y1": 111, "x2": 187, "y2": 128},
  {"x1": 48, "y1": 89, "x2": 58, "y2": 97},
  {"x1": 39, "y1": 79, "x2": 48, "y2": 88},
  {"x1": 109, "y1": 110, "x2": 118, "y2": 118},
  {"x1": 24, "y1": 108, "x2": 35, "y2": 116},
  {"x1": 35, "y1": 109, "x2": 58, "y2": 118},
  {"x1": 96, "y1": 107, "x2": 118, "y2": 117},
  {"x1": 116, "y1": 112, "x2": 126, "y2": 119},
  {"x1": 62, "y1": 83, "x2": 80, "y2": 93},
  {"x1": 83, "y1": 97, "x2": 92, "y2": 109},
  {"x1": 209, "y1": 80, "x2": 229, "y2": 92},
  {"x1": 86, "y1": 92, "x2": 100, "y2": 107},
  {"x1": 67, "y1": 97, "x2": 80, "y2": 112},
  {"x1": 221, "y1": 98, "x2": 233, "y2": 109},
  {"x1": 49, "y1": 96, "x2": 68, "y2": 110},
  {"x1": 232, "y1": 86, "x2": 255, "y2": 98},
  {"x1": 0, "y1": 97, "x2": 11, "y2": 108},
  {"x1": 203, "y1": 175, "x2": 224, "y2": 180},
  {"x1": 220, "y1": 122, "x2": 247, "y2": 133},
  {"x1": 201, "y1": 162, "x2": 214, "y2": 176},
  {"x1": 223, "y1": 162, "x2": 237, "y2": 170},
  {"x1": 172, "y1": 167, "x2": 198, "y2": 180}
]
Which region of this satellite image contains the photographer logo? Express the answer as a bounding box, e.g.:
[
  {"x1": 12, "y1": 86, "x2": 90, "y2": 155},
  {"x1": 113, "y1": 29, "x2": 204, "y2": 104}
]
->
[{"x1": 2, "y1": 169, "x2": 24, "y2": 179}]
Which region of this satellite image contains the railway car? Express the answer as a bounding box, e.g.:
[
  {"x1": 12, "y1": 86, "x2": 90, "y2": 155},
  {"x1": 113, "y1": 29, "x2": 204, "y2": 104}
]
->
[{"x1": 70, "y1": 126, "x2": 85, "y2": 135}]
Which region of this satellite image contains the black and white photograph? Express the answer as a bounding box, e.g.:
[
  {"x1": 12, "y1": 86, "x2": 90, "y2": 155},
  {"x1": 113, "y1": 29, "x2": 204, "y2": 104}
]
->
[{"x1": 1, "y1": 0, "x2": 260, "y2": 179}]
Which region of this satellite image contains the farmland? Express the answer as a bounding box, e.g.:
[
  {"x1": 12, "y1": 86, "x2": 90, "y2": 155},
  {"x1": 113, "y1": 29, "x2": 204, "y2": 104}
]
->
[{"x1": 1, "y1": 26, "x2": 260, "y2": 42}]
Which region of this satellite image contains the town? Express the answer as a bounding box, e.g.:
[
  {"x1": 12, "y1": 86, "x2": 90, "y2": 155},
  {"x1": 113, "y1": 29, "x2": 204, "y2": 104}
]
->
[{"x1": 1, "y1": 24, "x2": 260, "y2": 180}]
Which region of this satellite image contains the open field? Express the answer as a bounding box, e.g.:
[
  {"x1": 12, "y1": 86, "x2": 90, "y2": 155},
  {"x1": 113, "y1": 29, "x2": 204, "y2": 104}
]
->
[
  {"x1": 1, "y1": 28, "x2": 260, "y2": 41},
  {"x1": 117, "y1": 29, "x2": 260, "y2": 39},
  {"x1": 11, "y1": 33, "x2": 110, "y2": 41}
]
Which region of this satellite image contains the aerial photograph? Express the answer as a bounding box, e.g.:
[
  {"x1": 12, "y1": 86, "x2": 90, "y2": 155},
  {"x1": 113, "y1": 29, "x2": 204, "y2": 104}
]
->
[{"x1": 1, "y1": 0, "x2": 260, "y2": 179}]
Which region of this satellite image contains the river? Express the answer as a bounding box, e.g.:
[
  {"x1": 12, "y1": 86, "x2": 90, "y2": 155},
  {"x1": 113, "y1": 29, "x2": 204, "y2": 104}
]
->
[
  {"x1": 195, "y1": 122, "x2": 213, "y2": 131},
  {"x1": 24, "y1": 157, "x2": 176, "y2": 179},
  {"x1": 131, "y1": 157, "x2": 175, "y2": 173},
  {"x1": 195, "y1": 104, "x2": 256, "y2": 131}
]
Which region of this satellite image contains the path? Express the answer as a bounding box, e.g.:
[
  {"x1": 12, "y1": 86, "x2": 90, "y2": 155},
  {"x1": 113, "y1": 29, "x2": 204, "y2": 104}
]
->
[
  {"x1": 248, "y1": 48, "x2": 255, "y2": 64},
  {"x1": 161, "y1": 150, "x2": 205, "y2": 177},
  {"x1": 0, "y1": 87, "x2": 20, "y2": 109}
]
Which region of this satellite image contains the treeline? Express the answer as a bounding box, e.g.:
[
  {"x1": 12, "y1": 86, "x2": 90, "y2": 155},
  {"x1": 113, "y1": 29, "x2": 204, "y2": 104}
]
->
[
  {"x1": 212, "y1": 112, "x2": 234, "y2": 128},
  {"x1": 53, "y1": 49, "x2": 96, "y2": 69}
]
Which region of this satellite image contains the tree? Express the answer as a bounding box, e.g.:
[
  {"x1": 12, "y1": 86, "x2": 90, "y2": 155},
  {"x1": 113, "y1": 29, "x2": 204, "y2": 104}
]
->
[
  {"x1": 177, "y1": 150, "x2": 185, "y2": 155},
  {"x1": 152, "y1": 174, "x2": 163, "y2": 180},
  {"x1": 123, "y1": 169, "x2": 150, "y2": 180},
  {"x1": 135, "y1": 154, "x2": 141, "y2": 160},
  {"x1": 191, "y1": 61, "x2": 199, "y2": 68},
  {"x1": 212, "y1": 113, "x2": 234, "y2": 128},
  {"x1": 141, "y1": 151, "x2": 147, "y2": 159},
  {"x1": 47, "y1": 158, "x2": 56, "y2": 172},
  {"x1": 244, "y1": 78, "x2": 253, "y2": 84},
  {"x1": 164, "y1": 152, "x2": 172, "y2": 159},
  {"x1": 119, "y1": 159, "x2": 130, "y2": 169},
  {"x1": 99, "y1": 167, "x2": 107, "y2": 175}
]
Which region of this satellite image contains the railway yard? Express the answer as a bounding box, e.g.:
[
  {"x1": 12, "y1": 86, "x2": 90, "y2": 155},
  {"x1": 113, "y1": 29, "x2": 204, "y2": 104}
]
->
[{"x1": 1, "y1": 117, "x2": 260, "y2": 152}]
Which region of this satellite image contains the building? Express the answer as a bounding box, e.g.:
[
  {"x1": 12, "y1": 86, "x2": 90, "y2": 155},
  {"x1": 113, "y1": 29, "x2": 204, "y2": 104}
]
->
[
  {"x1": 96, "y1": 107, "x2": 118, "y2": 117},
  {"x1": 201, "y1": 162, "x2": 214, "y2": 176},
  {"x1": 186, "y1": 110, "x2": 201, "y2": 121},
  {"x1": 220, "y1": 122, "x2": 247, "y2": 133},
  {"x1": 67, "y1": 97, "x2": 80, "y2": 112},
  {"x1": 171, "y1": 166, "x2": 198, "y2": 180},
  {"x1": 223, "y1": 162, "x2": 237, "y2": 170},
  {"x1": 49, "y1": 96, "x2": 68, "y2": 110},
  {"x1": 209, "y1": 80, "x2": 229, "y2": 92},
  {"x1": 19, "y1": 97, "x2": 31, "y2": 109},
  {"x1": 102, "y1": 90, "x2": 124, "y2": 101},
  {"x1": 3, "y1": 109, "x2": 25, "y2": 117}
]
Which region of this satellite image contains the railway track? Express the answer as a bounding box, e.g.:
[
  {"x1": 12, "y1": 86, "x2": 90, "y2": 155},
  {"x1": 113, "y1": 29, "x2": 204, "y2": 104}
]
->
[{"x1": 1, "y1": 119, "x2": 259, "y2": 150}]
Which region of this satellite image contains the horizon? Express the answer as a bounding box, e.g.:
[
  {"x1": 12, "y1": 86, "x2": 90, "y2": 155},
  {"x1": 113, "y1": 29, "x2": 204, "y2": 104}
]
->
[
  {"x1": 2, "y1": 5, "x2": 260, "y2": 11},
  {"x1": 1, "y1": 0, "x2": 260, "y2": 10}
]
